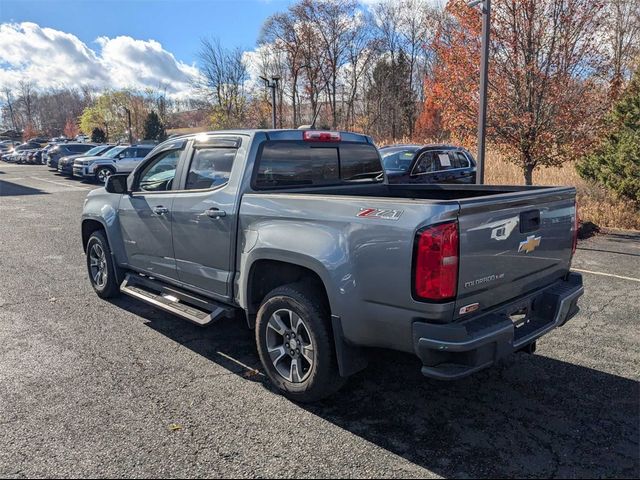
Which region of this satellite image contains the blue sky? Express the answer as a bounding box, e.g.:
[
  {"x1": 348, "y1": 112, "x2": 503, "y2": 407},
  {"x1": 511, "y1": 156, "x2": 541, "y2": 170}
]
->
[{"x1": 0, "y1": 0, "x2": 293, "y2": 64}]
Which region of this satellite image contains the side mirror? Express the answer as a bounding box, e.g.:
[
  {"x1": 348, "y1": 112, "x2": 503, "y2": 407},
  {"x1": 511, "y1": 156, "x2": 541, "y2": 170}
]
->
[{"x1": 105, "y1": 174, "x2": 129, "y2": 194}]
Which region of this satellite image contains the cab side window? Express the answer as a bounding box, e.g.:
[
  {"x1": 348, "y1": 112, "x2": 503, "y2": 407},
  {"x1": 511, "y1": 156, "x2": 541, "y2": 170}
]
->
[
  {"x1": 413, "y1": 152, "x2": 438, "y2": 174},
  {"x1": 134, "y1": 147, "x2": 152, "y2": 159},
  {"x1": 453, "y1": 152, "x2": 470, "y2": 168},
  {"x1": 138, "y1": 149, "x2": 183, "y2": 192},
  {"x1": 120, "y1": 148, "x2": 136, "y2": 158},
  {"x1": 185, "y1": 148, "x2": 237, "y2": 190}
]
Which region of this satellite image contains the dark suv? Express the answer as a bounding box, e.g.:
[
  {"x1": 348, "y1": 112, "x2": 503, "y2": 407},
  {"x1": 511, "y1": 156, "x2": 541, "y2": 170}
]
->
[
  {"x1": 46, "y1": 143, "x2": 96, "y2": 169},
  {"x1": 380, "y1": 144, "x2": 477, "y2": 184}
]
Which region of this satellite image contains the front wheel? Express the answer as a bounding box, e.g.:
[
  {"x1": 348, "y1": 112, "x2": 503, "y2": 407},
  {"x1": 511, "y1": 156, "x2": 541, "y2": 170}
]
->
[
  {"x1": 95, "y1": 166, "x2": 115, "y2": 184},
  {"x1": 255, "y1": 283, "x2": 345, "y2": 403},
  {"x1": 86, "y1": 230, "x2": 121, "y2": 298}
]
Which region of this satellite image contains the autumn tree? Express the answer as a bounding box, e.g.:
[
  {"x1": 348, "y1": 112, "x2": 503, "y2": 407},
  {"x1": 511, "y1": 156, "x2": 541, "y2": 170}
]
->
[
  {"x1": 260, "y1": 11, "x2": 304, "y2": 127},
  {"x1": 197, "y1": 38, "x2": 248, "y2": 128},
  {"x1": 600, "y1": 0, "x2": 640, "y2": 99},
  {"x1": 294, "y1": 0, "x2": 360, "y2": 129},
  {"x1": 63, "y1": 118, "x2": 79, "y2": 139},
  {"x1": 79, "y1": 90, "x2": 149, "y2": 141},
  {"x1": 22, "y1": 123, "x2": 38, "y2": 142},
  {"x1": 419, "y1": 0, "x2": 607, "y2": 184}
]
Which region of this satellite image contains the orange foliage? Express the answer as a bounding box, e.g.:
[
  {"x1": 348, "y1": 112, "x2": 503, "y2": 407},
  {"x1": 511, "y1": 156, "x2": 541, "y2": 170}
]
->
[
  {"x1": 63, "y1": 118, "x2": 79, "y2": 138},
  {"x1": 22, "y1": 123, "x2": 38, "y2": 141},
  {"x1": 417, "y1": 0, "x2": 607, "y2": 184}
]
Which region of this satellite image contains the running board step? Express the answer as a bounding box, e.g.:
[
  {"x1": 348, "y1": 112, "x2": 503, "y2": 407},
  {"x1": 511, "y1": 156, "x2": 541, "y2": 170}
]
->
[{"x1": 120, "y1": 273, "x2": 235, "y2": 326}]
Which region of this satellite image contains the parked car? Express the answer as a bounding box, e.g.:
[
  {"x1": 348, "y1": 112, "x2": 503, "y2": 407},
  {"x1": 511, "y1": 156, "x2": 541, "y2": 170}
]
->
[
  {"x1": 0, "y1": 140, "x2": 20, "y2": 154},
  {"x1": 57, "y1": 144, "x2": 115, "y2": 176},
  {"x1": 46, "y1": 143, "x2": 96, "y2": 169},
  {"x1": 4, "y1": 142, "x2": 41, "y2": 163},
  {"x1": 81, "y1": 129, "x2": 582, "y2": 402},
  {"x1": 380, "y1": 144, "x2": 477, "y2": 184},
  {"x1": 73, "y1": 144, "x2": 154, "y2": 183}
]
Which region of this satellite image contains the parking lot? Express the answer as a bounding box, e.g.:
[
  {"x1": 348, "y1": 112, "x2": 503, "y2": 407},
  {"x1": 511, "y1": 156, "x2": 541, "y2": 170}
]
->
[{"x1": 0, "y1": 163, "x2": 638, "y2": 478}]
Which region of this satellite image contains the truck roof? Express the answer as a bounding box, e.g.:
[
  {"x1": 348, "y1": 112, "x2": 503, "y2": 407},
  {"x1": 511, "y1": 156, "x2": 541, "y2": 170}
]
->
[{"x1": 167, "y1": 129, "x2": 374, "y2": 144}]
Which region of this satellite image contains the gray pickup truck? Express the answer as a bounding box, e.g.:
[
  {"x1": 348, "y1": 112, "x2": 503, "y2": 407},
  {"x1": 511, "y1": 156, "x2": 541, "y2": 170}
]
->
[{"x1": 81, "y1": 129, "x2": 583, "y2": 402}]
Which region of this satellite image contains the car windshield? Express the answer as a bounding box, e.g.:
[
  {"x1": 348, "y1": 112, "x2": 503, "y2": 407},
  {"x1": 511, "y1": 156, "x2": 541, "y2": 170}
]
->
[
  {"x1": 84, "y1": 145, "x2": 109, "y2": 156},
  {"x1": 380, "y1": 147, "x2": 420, "y2": 172},
  {"x1": 102, "y1": 146, "x2": 127, "y2": 158}
]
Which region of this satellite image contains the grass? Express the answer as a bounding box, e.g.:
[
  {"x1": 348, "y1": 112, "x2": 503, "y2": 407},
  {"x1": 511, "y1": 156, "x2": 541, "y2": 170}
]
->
[{"x1": 484, "y1": 152, "x2": 640, "y2": 231}]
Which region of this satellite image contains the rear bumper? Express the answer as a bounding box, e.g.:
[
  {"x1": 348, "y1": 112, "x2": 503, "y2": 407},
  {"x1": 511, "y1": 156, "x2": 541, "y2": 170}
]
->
[{"x1": 413, "y1": 273, "x2": 583, "y2": 380}]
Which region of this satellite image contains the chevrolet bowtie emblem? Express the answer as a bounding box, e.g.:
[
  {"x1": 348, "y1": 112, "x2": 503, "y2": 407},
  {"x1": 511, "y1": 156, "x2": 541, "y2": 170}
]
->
[{"x1": 518, "y1": 235, "x2": 541, "y2": 253}]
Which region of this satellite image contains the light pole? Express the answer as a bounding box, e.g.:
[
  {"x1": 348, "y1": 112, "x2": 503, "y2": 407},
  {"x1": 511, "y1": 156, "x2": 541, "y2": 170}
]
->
[
  {"x1": 122, "y1": 106, "x2": 133, "y2": 144},
  {"x1": 260, "y1": 75, "x2": 281, "y2": 129},
  {"x1": 469, "y1": 0, "x2": 490, "y2": 185}
]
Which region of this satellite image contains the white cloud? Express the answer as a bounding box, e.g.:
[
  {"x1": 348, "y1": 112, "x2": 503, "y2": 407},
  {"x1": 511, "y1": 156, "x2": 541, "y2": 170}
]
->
[{"x1": 0, "y1": 22, "x2": 199, "y2": 98}]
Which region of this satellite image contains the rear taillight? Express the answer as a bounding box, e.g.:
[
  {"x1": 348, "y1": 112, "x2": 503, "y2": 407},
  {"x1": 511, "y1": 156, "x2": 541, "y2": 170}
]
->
[
  {"x1": 302, "y1": 130, "x2": 341, "y2": 142},
  {"x1": 572, "y1": 202, "x2": 579, "y2": 256},
  {"x1": 414, "y1": 221, "x2": 459, "y2": 301}
]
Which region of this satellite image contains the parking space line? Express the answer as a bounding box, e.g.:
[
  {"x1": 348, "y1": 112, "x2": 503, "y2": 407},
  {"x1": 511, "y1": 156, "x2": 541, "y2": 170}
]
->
[
  {"x1": 571, "y1": 268, "x2": 640, "y2": 283},
  {"x1": 29, "y1": 177, "x2": 91, "y2": 190}
]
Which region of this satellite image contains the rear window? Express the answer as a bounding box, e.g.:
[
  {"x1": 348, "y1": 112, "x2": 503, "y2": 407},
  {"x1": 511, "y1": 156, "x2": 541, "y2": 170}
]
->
[
  {"x1": 254, "y1": 142, "x2": 382, "y2": 189},
  {"x1": 68, "y1": 144, "x2": 93, "y2": 153}
]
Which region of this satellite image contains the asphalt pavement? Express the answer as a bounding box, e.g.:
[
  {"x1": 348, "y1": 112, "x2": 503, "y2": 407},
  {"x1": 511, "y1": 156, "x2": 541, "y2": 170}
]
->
[{"x1": 0, "y1": 164, "x2": 638, "y2": 478}]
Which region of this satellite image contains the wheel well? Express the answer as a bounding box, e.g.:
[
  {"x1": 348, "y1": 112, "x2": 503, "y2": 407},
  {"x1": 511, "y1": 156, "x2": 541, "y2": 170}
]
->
[
  {"x1": 247, "y1": 260, "x2": 330, "y2": 320},
  {"x1": 81, "y1": 220, "x2": 105, "y2": 252}
]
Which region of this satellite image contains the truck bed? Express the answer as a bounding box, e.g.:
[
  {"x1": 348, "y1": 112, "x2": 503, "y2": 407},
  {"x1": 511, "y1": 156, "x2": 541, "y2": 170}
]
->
[
  {"x1": 260, "y1": 182, "x2": 571, "y2": 201},
  {"x1": 240, "y1": 182, "x2": 576, "y2": 352}
]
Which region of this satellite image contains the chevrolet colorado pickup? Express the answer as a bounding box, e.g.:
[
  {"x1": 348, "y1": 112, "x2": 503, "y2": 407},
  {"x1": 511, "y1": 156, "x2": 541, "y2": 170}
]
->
[{"x1": 81, "y1": 129, "x2": 583, "y2": 402}]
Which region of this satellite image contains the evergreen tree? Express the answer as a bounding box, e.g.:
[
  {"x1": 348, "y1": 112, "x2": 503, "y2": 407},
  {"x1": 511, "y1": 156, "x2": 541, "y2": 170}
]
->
[
  {"x1": 578, "y1": 70, "x2": 640, "y2": 203},
  {"x1": 91, "y1": 127, "x2": 106, "y2": 143},
  {"x1": 143, "y1": 111, "x2": 166, "y2": 141}
]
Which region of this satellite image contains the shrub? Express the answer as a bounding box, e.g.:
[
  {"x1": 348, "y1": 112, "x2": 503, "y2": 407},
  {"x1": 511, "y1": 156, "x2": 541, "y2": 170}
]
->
[{"x1": 91, "y1": 127, "x2": 106, "y2": 143}]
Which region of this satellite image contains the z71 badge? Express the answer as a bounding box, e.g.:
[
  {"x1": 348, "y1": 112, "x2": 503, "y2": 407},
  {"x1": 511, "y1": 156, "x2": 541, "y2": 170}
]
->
[{"x1": 357, "y1": 208, "x2": 403, "y2": 220}]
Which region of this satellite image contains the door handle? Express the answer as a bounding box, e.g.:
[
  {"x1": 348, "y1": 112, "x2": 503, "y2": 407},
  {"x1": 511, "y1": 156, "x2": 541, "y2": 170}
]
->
[
  {"x1": 153, "y1": 206, "x2": 169, "y2": 215},
  {"x1": 205, "y1": 208, "x2": 226, "y2": 218}
]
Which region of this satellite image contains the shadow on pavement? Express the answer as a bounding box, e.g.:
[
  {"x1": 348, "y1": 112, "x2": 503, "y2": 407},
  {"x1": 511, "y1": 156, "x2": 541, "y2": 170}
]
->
[
  {"x1": 0, "y1": 179, "x2": 48, "y2": 197},
  {"x1": 111, "y1": 296, "x2": 640, "y2": 478}
]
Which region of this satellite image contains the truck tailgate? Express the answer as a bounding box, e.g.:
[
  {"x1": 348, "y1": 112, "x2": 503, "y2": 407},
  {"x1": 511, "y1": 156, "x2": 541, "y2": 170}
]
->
[{"x1": 455, "y1": 187, "x2": 576, "y2": 319}]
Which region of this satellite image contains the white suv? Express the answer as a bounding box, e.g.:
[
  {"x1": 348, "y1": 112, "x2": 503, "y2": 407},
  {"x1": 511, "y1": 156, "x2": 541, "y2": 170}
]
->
[{"x1": 73, "y1": 145, "x2": 154, "y2": 183}]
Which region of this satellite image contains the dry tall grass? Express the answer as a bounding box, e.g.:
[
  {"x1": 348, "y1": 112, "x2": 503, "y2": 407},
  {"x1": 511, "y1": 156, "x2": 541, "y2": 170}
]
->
[
  {"x1": 377, "y1": 139, "x2": 639, "y2": 229},
  {"x1": 485, "y1": 152, "x2": 640, "y2": 230}
]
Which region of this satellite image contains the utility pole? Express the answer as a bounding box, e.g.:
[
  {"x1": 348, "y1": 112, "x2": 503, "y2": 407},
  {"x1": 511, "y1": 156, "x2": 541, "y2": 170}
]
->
[
  {"x1": 123, "y1": 106, "x2": 133, "y2": 144},
  {"x1": 469, "y1": 0, "x2": 490, "y2": 185},
  {"x1": 260, "y1": 76, "x2": 281, "y2": 129}
]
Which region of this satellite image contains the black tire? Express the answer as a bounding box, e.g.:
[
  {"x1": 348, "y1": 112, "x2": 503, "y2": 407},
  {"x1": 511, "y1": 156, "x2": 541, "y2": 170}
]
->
[
  {"x1": 95, "y1": 166, "x2": 115, "y2": 184},
  {"x1": 255, "y1": 282, "x2": 345, "y2": 403},
  {"x1": 86, "y1": 230, "x2": 121, "y2": 299}
]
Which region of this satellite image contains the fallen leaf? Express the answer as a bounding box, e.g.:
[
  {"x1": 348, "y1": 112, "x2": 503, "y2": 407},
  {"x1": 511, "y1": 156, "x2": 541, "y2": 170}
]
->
[{"x1": 168, "y1": 423, "x2": 182, "y2": 431}]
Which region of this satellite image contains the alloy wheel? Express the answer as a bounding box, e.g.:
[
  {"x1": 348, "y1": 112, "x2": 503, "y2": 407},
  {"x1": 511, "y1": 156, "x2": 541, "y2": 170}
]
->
[
  {"x1": 97, "y1": 168, "x2": 112, "y2": 183},
  {"x1": 89, "y1": 243, "x2": 108, "y2": 288},
  {"x1": 265, "y1": 308, "x2": 315, "y2": 383}
]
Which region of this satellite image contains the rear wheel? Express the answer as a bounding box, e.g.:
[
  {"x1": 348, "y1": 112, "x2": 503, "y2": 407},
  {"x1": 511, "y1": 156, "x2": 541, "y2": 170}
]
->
[
  {"x1": 86, "y1": 230, "x2": 121, "y2": 298},
  {"x1": 95, "y1": 166, "x2": 115, "y2": 184},
  {"x1": 255, "y1": 283, "x2": 345, "y2": 403}
]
